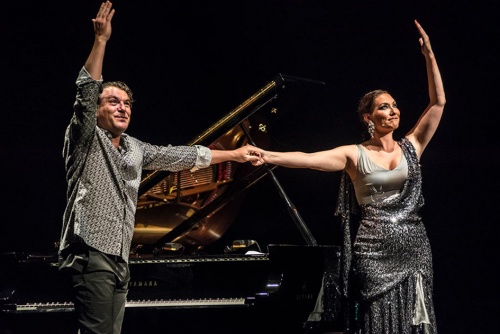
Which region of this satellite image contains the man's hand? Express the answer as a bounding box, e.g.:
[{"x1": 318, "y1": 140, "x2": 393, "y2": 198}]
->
[
  {"x1": 209, "y1": 144, "x2": 262, "y2": 165},
  {"x1": 93, "y1": 1, "x2": 115, "y2": 43},
  {"x1": 85, "y1": 1, "x2": 115, "y2": 80}
]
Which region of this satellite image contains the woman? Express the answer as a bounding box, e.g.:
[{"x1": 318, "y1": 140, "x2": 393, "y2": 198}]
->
[{"x1": 252, "y1": 20, "x2": 445, "y2": 333}]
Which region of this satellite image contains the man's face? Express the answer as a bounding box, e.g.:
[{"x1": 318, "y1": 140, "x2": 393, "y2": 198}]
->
[{"x1": 97, "y1": 86, "x2": 132, "y2": 137}]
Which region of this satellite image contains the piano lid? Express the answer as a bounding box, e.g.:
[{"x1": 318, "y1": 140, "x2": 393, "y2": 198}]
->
[
  {"x1": 133, "y1": 74, "x2": 326, "y2": 255},
  {"x1": 137, "y1": 73, "x2": 325, "y2": 195}
]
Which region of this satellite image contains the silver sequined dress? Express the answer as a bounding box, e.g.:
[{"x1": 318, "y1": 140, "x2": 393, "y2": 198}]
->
[{"x1": 336, "y1": 138, "x2": 437, "y2": 334}]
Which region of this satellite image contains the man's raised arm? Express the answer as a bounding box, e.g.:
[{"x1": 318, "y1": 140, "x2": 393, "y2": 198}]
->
[{"x1": 84, "y1": 1, "x2": 115, "y2": 80}]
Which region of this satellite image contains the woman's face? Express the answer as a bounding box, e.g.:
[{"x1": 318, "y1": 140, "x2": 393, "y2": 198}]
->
[{"x1": 368, "y1": 93, "x2": 400, "y2": 132}]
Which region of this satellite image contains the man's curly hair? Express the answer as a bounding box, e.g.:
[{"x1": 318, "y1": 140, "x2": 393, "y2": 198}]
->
[{"x1": 101, "y1": 81, "x2": 134, "y2": 105}]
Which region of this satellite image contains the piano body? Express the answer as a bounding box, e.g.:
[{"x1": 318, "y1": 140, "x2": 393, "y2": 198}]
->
[{"x1": 0, "y1": 74, "x2": 343, "y2": 334}]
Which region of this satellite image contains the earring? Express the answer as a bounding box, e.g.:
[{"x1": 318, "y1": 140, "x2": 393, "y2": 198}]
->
[{"x1": 367, "y1": 120, "x2": 375, "y2": 138}]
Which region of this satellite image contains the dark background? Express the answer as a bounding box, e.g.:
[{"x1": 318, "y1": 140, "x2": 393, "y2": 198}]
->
[{"x1": 1, "y1": 0, "x2": 498, "y2": 333}]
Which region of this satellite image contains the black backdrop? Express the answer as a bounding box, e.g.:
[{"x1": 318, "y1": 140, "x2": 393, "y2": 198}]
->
[{"x1": 1, "y1": 1, "x2": 498, "y2": 333}]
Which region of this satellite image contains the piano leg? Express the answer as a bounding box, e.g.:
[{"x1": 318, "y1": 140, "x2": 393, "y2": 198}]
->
[{"x1": 303, "y1": 245, "x2": 344, "y2": 334}]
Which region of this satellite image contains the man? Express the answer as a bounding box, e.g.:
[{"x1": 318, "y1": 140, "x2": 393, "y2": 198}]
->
[{"x1": 58, "y1": 2, "x2": 260, "y2": 333}]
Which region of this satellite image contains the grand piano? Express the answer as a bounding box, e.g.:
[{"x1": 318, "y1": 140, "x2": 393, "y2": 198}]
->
[{"x1": 0, "y1": 74, "x2": 343, "y2": 334}]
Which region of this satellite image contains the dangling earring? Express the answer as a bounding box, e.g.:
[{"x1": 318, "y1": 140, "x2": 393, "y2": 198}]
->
[{"x1": 367, "y1": 120, "x2": 375, "y2": 138}]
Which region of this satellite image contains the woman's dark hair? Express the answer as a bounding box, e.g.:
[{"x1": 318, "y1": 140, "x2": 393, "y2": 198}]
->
[{"x1": 356, "y1": 89, "x2": 388, "y2": 140}]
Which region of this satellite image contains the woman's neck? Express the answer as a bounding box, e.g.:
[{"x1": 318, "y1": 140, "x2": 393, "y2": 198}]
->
[{"x1": 364, "y1": 136, "x2": 397, "y2": 153}]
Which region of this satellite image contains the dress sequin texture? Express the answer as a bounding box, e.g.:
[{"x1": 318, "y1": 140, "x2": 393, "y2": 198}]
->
[{"x1": 336, "y1": 138, "x2": 437, "y2": 334}]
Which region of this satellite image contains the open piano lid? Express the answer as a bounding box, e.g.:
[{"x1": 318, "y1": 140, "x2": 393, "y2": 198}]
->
[{"x1": 132, "y1": 73, "x2": 326, "y2": 256}]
